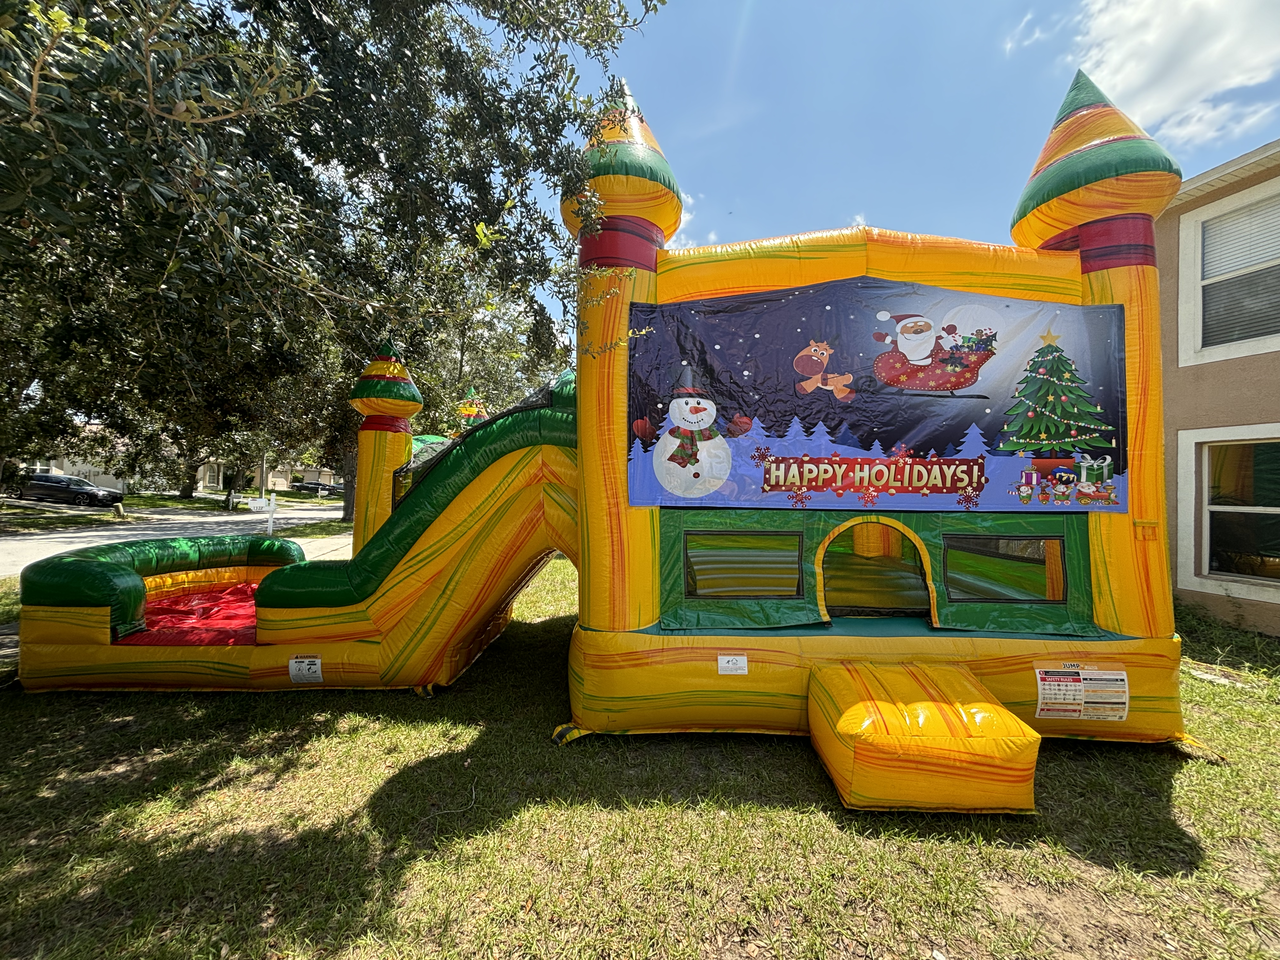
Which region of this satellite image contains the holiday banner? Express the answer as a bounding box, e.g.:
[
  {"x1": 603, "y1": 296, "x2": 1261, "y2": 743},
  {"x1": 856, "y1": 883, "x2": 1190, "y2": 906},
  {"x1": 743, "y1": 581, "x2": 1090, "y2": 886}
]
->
[{"x1": 627, "y1": 276, "x2": 1128, "y2": 512}]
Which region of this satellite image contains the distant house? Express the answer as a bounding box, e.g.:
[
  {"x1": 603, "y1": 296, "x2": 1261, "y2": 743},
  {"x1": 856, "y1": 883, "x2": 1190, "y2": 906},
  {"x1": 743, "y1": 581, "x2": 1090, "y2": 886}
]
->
[
  {"x1": 1155, "y1": 138, "x2": 1280, "y2": 635},
  {"x1": 15, "y1": 458, "x2": 335, "y2": 495}
]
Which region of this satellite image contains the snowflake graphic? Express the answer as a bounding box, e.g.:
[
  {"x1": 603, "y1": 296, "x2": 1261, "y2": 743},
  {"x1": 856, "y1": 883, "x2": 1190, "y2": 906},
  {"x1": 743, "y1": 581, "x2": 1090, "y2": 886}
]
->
[
  {"x1": 858, "y1": 488, "x2": 880, "y2": 507},
  {"x1": 788, "y1": 488, "x2": 811, "y2": 509},
  {"x1": 751, "y1": 446, "x2": 773, "y2": 467},
  {"x1": 890, "y1": 442, "x2": 913, "y2": 464},
  {"x1": 956, "y1": 486, "x2": 981, "y2": 511}
]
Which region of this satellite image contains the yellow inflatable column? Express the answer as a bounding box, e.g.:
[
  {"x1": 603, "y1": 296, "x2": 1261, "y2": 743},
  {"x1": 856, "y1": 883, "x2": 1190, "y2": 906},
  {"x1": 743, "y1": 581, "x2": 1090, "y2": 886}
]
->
[
  {"x1": 1012, "y1": 71, "x2": 1182, "y2": 637},
  {"x1": 560, "y1": 87, "x2": 683, "y2": 631},
  {"x1": 348, "y1": 341, "x2": 424, "y2": 554}
]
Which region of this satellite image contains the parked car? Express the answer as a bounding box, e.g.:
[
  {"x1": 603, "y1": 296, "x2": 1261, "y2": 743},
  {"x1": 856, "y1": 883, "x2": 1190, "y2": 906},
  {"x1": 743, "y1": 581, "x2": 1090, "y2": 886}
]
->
[
  {"x1": 4, "y1": 473, "x2": 124, "y2": 507},
  {"x1": 290, "y1": 481, "x2": 344, "y2": 495}
]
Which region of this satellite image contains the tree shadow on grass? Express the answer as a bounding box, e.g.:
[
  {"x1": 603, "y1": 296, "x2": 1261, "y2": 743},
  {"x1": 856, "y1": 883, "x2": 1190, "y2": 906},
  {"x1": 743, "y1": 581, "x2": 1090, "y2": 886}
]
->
[
  {"x1": 0, "y1": 613, "x2": 1206, "y2": 959},
  {"x1": 365, "y1": 616, "x2": 1205, "y2": 879}
]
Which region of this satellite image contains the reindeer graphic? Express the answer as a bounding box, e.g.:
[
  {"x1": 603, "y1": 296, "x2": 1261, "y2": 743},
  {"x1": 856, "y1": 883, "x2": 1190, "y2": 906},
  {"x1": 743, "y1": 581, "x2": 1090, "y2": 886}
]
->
[{"x1": 793, "y1": 340, "x2": 855, "y2": 402}]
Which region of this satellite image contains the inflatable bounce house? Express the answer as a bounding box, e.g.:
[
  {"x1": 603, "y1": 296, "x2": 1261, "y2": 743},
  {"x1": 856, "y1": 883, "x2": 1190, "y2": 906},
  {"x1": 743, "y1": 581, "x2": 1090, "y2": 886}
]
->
[{"x1": 19, "y1": 72, "x2": 1191, "y2": 812}]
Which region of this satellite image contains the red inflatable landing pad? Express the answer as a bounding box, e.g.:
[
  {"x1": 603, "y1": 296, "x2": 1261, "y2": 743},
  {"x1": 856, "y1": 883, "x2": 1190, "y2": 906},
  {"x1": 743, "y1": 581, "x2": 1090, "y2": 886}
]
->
[{"x1": 118, "y1": 582, "x2": 259, "y2": 646}]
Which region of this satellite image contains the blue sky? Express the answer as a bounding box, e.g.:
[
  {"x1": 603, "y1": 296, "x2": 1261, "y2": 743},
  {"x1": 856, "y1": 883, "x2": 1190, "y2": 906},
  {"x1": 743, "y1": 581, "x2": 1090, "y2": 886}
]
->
[{"x1": 599, "y1": 0, "x2": 1280, "y2": 249}]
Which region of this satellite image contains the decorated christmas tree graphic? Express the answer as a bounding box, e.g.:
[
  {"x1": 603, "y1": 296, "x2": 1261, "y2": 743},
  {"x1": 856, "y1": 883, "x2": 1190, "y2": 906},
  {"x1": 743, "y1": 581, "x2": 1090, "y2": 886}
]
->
[{"x1": 998, "y1": 330, "x2": 1114, "y2": 455}]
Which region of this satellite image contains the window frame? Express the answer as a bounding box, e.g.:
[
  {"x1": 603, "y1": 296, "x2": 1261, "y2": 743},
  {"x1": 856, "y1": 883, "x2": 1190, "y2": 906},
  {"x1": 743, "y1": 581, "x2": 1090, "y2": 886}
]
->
[
  {"x1": 682, "y1": 529, "x2": 805, "y2": 600},
  {"x1": 1177, "y1": 422, "x2": 1280, "y2": 603},
  {"x1": 1178, "y1": 177, "x2": 1280, "y2": 366},
  {"x1": 941, "y1": 534, "x2": 1068, "y2": 605}
]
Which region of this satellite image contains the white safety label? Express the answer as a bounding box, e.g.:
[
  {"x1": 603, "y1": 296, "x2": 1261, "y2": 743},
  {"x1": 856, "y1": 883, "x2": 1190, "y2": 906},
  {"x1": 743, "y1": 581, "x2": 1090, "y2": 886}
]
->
[
  {"x1": 1035, "y1": 662, "x2": 1128, "y2": 721},
  {"x1": 717, "y1": 654, "x2": 748, "y2": 675},
  {"x1": 289, "y1": 656, "x2": 324, "y2": 684}
]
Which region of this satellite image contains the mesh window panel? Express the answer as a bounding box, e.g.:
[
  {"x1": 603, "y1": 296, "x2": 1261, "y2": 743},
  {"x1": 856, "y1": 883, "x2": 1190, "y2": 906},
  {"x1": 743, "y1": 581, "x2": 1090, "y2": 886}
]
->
[
  {"x1": 684, "y1": 533, "x2": 802, "y2": 598},
  {"x1": 943, "y1": 536, "x2": 1065, "y2": 602},
  {"x1": 1202, "y1": 261, "x2": 1280, "y2": 347}
]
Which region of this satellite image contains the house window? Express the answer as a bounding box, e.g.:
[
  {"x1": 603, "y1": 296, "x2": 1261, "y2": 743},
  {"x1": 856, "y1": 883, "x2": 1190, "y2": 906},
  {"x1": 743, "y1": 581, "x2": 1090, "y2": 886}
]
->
[
  {"x1": 1205, "y1": 441, "x2": 1280, "y2": 584},
  {"x1": 683, "y1": 532, "x2": 803, "y2": 599},
  {"x1": 1179, "y1": 178, "x2": 1280, "y2": 365},
  {"x1": 943, "y1": 536, "x2": 1066, "y2": 603},
  {"x1": 1177, "y1": 423, "x2": 1280, "y2": 604}
]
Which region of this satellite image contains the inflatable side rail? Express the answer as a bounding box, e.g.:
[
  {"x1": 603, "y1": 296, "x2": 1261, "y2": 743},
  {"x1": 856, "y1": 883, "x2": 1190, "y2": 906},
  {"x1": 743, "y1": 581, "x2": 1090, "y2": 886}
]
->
[
  {"x1": 19, "y1": 535, "x2": 305, "y2": 642},
  {"x1": 391, "y1": 375, "x2": 562, "y2": 510},
  {"x1": 255, "y1": 369, "x2": 578, "y2": 610}
]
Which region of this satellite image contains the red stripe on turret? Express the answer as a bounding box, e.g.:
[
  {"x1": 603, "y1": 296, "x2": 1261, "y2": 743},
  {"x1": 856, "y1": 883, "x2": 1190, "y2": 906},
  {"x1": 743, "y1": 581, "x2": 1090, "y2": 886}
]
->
[
  {"x1": 579, "y1": 215, "x2": 666, "y2": 271},
  {"x1": 1040, "y1": 226, "x2": 1080, "y2": 251},
  {"x1": 359, "y1": 416, "x2": 412, "y2": 434},
  {"x1": 1078, "y1": 213, "x2": 1156, "y2": 273}
]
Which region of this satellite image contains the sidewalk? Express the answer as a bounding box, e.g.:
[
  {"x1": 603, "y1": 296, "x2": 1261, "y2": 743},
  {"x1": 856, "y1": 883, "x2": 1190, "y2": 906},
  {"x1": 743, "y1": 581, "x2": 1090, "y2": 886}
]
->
[
  {"x1": 300, "y1": 535, "x2": 354, "y2": 562},
  {"x1": 0, "y1": 501, "x2": 344, "y2": 577}
]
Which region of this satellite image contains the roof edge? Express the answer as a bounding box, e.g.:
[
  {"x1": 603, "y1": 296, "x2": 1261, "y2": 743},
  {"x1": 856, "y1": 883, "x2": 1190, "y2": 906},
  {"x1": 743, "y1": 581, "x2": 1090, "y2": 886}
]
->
[{"x1": 1167, "y1": 137, "x2": 1280, "y2": 210}]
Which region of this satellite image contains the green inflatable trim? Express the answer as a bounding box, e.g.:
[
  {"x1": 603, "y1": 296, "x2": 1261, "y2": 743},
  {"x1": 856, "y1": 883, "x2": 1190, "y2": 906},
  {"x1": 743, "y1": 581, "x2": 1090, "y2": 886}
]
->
[
  {"x1": 349, "y1": 376, "x2": 423, "y2": 405},
  {"x1": 255, "y1": 371, "x2": 578, "y2": 609},
  {"x1": 1052, "y1": 70, "x2": 1113, "y2": 127},
  {"x1": 568, "y1": 141, "x2": 680, "y2": 201},
  {"x1": 20, "y1": 535, "x2": 305, "y2": 637},
  {"x1": 1011, "y1": 137, "x2": 1181, "y2": 229}
]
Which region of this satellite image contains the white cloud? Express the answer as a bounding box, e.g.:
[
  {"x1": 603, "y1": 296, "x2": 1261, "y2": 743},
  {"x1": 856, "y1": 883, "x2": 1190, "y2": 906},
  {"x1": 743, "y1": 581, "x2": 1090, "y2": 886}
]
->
[
  {"x1": 1005, "y1": 12, "x2": 1046, "y2": 56},
  {"x1": 1076, "y1": 0, "x2": 1280, "y2": 147},
  {"x1": 707, "y1": 231, "x2": 718, "y2": 244},
  {"x1": 849, "y1": 213, "x2": 867, "y2": 228},
  {"x1": 666, "y1": 194, "x2": 698, "y2": 250}
]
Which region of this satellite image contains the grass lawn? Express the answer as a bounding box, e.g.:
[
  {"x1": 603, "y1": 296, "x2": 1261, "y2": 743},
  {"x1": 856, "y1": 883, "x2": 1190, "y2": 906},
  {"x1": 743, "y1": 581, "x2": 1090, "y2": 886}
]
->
[
  {"x1": 272, "y1": 490, "x2": 344, "y2": 505},
  {"x1": 0, "y1": 575, "x2": 17, "y2": 622},
  {"x1": 0, "y1": 563, "x2": 1276, "y2": 959},
  {"x1": 0, "y1": 507, "x2": 137, "y2": 536},
  {"x1": 273, "y1": 519, "x2": 355, "y2": 539},
  {"x1": 125, "y1": 493, "x2": 244, "y2": 513}
]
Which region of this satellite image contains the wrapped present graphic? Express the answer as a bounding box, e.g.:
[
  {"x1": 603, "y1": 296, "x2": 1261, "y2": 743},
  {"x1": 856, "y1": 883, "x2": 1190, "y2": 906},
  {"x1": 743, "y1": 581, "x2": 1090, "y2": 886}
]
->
[
  {"x1": 1078, "y1": 454, "x2": 1114, "y2": 483},
  {"x1": 1020, "y1": 469, "x2": 1041, "y2": 486},
  {"x1": 1032, "y1": 456, "x2": 1078, "y2": 482}
]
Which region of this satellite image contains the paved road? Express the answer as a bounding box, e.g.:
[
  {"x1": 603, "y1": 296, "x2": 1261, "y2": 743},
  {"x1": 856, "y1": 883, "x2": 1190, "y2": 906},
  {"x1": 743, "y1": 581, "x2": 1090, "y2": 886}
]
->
[{"x1": 0, "y1": 500, "x2": 346, "y2": 577}]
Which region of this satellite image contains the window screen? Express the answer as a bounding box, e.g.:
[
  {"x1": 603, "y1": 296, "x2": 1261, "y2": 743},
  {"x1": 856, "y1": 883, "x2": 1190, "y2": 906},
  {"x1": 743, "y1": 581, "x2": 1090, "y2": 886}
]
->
[
  {"x1": 1206, "y1": 441, "x2": 1280, "y2": 582},
  {"x1": 684, "y1": 532, "x2": 803, "y2": 598},
  {"x1": 944, "y1": 536, "x2": 1066, "y2": 602}
]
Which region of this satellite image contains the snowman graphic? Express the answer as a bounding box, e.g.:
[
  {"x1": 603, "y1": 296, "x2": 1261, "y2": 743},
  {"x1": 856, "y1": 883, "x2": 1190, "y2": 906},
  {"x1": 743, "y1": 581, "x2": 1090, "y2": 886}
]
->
[{"x1": 652, "y1": 366, "x2": 733, "y2": 498}]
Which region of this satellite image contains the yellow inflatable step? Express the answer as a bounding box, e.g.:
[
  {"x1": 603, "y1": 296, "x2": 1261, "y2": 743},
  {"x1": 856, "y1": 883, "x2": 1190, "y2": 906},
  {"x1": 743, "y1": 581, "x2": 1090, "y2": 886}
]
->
[{"x1": 808, "y1": 661, "x2": 1041, "y2": 813}]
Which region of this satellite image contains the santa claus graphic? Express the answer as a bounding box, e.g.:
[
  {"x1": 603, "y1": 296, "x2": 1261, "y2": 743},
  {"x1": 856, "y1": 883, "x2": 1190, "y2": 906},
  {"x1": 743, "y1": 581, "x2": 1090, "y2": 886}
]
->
[{"x1": 872, "y1": 311, "x2": 958, "y2": 365}]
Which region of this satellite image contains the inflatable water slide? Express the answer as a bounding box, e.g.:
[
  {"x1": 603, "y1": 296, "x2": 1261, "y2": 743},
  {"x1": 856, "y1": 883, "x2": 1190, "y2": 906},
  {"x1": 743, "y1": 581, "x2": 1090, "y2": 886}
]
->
[
  {"x1": 20, "y1": 72, "x2": 1193, "y2": 812},
  {"x1": 18, "y1": 371, "x2": 578, "y2": 691}
]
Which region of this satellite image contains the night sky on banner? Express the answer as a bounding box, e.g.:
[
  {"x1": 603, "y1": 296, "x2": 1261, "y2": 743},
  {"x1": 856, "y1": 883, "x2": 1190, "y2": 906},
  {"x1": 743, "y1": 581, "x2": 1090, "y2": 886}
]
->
[{"x1": 626, "y1": 276, "x2": 1128, "y2": 512}]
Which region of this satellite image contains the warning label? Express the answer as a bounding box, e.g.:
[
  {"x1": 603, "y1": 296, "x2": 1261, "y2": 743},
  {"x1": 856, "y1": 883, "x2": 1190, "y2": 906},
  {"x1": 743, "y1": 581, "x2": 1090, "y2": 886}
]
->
[
  {"x1": 1034, "y1": 662, "x2": 1128, "y2": 721},
  {"x1": 289, "y1": 655, "x2": 324, "y2": 684}
]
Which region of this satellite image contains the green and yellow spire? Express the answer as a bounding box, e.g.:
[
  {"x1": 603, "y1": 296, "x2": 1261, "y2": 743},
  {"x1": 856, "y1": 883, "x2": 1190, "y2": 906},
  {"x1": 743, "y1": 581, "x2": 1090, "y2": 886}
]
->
[
  {"x1": 560, "y1": 84, "x2": 683, "y2": 242},
  {"x1": 349, "y1": 339, "x2": 424, "y2": 417},
  {"x1": 1011, "y1": 70, "x2": 1182, "y2": 249},
  {"x1": 348, "y1": 340, "x2": 422, "y2": 554}
]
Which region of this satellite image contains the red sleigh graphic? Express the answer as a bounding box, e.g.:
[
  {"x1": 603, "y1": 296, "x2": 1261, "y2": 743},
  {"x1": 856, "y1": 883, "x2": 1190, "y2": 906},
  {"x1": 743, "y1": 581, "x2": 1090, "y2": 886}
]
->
[{"x1": 870, "y1": 313, "x2": 997, "y2": 398}]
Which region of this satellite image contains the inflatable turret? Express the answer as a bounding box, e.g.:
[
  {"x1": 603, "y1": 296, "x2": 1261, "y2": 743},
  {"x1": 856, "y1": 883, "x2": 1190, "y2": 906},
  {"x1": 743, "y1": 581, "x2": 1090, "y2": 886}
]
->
[
  {"x1": 1011, "y1": 69, "x2": 1181, "y2": 253},
  {"x1": 349, "y1": 340, "x2": 423, "y2": 553},
  {"x1": 560, "y1": 86, "x2": 680, "y2": 632}
]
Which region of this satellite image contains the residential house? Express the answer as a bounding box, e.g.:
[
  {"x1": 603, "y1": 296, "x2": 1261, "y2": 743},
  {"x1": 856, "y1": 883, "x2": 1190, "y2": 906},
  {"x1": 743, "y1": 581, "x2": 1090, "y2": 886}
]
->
[{"x1": 1155, "y1": 138, "x2": 1280, "y2": 635}]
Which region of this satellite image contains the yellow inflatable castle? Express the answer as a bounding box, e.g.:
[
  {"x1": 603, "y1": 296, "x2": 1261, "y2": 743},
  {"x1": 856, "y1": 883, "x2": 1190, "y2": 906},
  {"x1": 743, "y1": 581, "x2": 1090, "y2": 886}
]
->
[{"x1": 18, "y1": 72, "x2": 1188, "y2": 812}]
